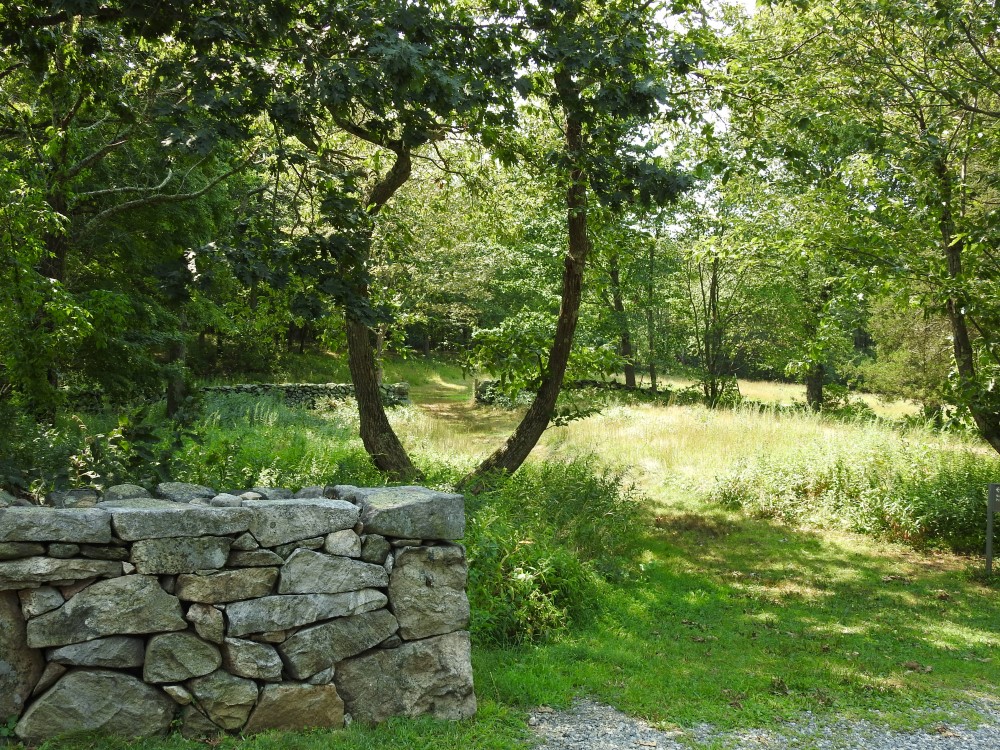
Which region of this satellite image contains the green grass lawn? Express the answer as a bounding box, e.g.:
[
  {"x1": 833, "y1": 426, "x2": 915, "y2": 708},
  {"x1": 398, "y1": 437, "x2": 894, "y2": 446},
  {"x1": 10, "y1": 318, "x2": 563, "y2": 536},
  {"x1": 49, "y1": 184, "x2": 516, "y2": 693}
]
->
[{"x1": 36, "y1": 354, "x2": 998, "y2": 749}]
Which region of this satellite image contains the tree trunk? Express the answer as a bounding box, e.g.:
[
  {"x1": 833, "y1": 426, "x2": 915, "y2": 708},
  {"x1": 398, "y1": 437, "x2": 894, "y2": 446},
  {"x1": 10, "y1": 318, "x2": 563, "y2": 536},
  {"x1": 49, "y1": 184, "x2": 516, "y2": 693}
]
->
[
  {"x1": 166, "y1": 313, "x2": 188, "y2": 419},
  {"x1": 608, "y1": 254, "x2": 636, "y2": 388},
  {"x1": 464, "y1": 81, "x2": 588, "y2": 486},
  {"x1": 346, "y1": 315, "x2": 420, "y2": 480},
  {"x1": 805, "y1": 362, "x2": 824, "y2": 411},
  {"x1": 936, "y1": 158, "x2": 1000, "y2": 453},
  {"x1": 647, "y1": 241, "x2": 657, "y2": 393},
  {"x1": 338, "y1": 142, "x2": 422, "y2": 480}
]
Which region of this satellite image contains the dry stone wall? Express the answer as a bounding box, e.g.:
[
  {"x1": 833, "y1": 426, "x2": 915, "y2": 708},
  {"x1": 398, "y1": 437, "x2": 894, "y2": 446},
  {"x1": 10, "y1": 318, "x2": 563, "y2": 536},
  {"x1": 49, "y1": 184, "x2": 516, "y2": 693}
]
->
[
  {"x1": 200, "y1": 382, "x2": 410, "y2": 408},
  {"x1": 0, "y1": 482, "x2": 473, "y2": 743}
]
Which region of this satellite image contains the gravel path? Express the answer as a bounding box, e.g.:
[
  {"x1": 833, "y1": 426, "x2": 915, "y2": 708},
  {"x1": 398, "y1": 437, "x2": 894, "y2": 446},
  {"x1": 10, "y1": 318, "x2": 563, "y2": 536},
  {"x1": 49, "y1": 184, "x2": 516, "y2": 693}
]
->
[{"x1": 528, "y1": 699, "x2": 1000, "y2": 750}]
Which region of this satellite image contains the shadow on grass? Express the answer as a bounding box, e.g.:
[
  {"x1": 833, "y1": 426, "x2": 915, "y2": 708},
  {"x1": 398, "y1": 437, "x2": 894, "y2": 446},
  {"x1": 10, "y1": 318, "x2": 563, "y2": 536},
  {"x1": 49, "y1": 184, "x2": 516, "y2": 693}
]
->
[{"x1": 474, "y1": 505, "x2": 999, "y2": 731}]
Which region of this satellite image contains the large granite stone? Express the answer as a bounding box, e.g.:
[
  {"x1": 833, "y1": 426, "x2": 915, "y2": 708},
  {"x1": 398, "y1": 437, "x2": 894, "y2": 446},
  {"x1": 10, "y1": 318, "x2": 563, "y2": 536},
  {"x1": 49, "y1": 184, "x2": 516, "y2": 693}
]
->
[
  {"x1": 111, "y1": 506, "x2": 252, "y2": 540},
  {"x1": 278, "y1": 549, "x2": 388, "y2": 594},
  {"x1": 351, "y1": 486, "x2": 465, "y2": 540},
  {"x1": 144, "y1": 631, "x2": 221, "y2": 682},
  {"x1": 47, "y1": 636, "x2": 145, "y2": 668},
  {"x1": 245, "y1": 498, "x2": 359, "y2": 547},
  {"x1": 226, "y1": 589, "x2": 388, "y2": 637},
  {"x1": 175, "y1": 567, "x2": 278, "y2": 603},
  {"x1": 279, "y1": 609, "x2": 399, "y2": 680},
  {"x1": 0, "y1": 591, "x2": 43, "y2": 719},
  {"x1": 131, "y1": 536, "x2": 232, "y2": 574},
  {"x1": 15, "y1": 669, "x2": 175, "y2": 743},
  {"x1": 187, "y1": 670, "x2": 258, "y2": 730},
  {"x1": 156, "y1": 482, "x2": 215, "y2": 502},
  {"x1": 0, "y1": 507, "x2": 111, "y2": 543},
  {"x1": 335, "y1": 631, "x2": 476, "y2": 724},
  {"x1": 389, "y1": 544, "x2": 470, "y2": 640},
  {"x1": 244, "y1": 684, "x2": 344, "y2": 733},
  {"x1": 0, "y1": 542, "x2": 46, "y2": 561},
  {"x1": 222, "y1": 637, "x2": 283, "y2": 681},
  {"x1": 0, "y1": 556, "x2": 121, "y2": 590},
  {"x1": 27, "y1": 575, "x2": 186, "y2": 648}
]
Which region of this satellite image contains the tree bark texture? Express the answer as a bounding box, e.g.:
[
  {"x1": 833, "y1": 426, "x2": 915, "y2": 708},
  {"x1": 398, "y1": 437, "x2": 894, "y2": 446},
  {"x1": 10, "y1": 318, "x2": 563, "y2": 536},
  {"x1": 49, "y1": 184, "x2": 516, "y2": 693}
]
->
[{"x1": 608, "y1": 254, "x2": 636, "y2": 388}]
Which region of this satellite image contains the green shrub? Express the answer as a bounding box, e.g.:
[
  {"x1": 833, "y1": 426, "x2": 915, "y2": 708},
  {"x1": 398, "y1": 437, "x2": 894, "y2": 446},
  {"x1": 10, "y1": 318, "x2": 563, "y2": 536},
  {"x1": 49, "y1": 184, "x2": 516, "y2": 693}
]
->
[
  {"x1": 712, "y1": 435, "x2": 1000, "y2": 552},
  {"x1": 464, "y1": 458, "x2": 646, "y2": 645}
]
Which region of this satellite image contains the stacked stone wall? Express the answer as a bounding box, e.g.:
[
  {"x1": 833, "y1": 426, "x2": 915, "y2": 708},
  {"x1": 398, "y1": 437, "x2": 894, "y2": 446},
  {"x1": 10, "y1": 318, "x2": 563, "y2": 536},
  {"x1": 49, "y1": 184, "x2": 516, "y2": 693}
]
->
[
  {"x1": 200, "y1": 382, "x2": 410, "y2": 408},
  {"x1": 0, "y1": 482, "x2": 473, "y2": 743}
]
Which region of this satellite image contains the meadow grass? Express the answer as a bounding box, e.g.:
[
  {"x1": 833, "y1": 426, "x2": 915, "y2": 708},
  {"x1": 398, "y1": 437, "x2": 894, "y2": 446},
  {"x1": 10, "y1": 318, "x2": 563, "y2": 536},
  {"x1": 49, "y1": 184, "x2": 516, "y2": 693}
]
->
[{"x1": 35, "y1": 358, "x2": 999, "y2": 750}]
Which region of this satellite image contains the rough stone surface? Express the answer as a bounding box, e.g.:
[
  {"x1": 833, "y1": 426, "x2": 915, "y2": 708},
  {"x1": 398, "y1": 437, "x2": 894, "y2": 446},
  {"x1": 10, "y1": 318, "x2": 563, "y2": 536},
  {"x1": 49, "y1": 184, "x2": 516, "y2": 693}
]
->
[
  {"x1": 164, "y1": 685, "x2": 193, "y2": 705},
  {"x1": 31, "y1": 662, "x2": 66, "y2": 696},
  {"x1": 245, "y1": 684, "x2": 345, "y2": 733},
  {"x1": 111, "y1": 506, "x2": 252, "y2": 540},
  {"x1": 280, "y1": 609, "x2": 399, "y2": 679},
  {"x1": 222, "y1": 637, "x2": 283, "y2": 681},
  {"x1": 0, "y1": 542, "x2": 46, "y2": 561},
  {"x1": 15, "y1": 669, "x2": 175, "y2": 743},
  {"x1": 0, "y1": 556, "x2": 121, "y2": 590},
  {"x1": 47, "y1": 489, "x2": 99, "y2": 508},
  {"x1": 251, "y1": 486, "x2": 293, "y2": 500},
  {"x1": 47, "y1": 636, "x2": 145, "y2": 668},
  {"x1": 132, "y1": 536, "x2": 232, "y2": 574},
  {"x1": 18, "y1": 586, "x2": 64, "y2": 618},
  {"x1": 274, "y1": 536, "x2": 325, "y2": 558},
  {"x1": 79, "y1": 544, "x2": 130, "y2": 560},
  {"x1": 59, "y1": 577, "x2": 96, "y2": 598},
  {"x1": 0, "y1": 507, "x2": 112, "y2": 543},
  {"x1": 156, "y1": 482, "x2": 215, "y2": 502},
  {"x1": 48, "y1": 543, "x2": 81, "y2": 558},
  {"x1": 97, "y1": 498, "x2": 180, "y2": 509},
  {"x1": 226, "y1": 589, "x2": 387, "y2": 637},
  {"x1": 175, "y1": 567, "x2": 278, "y2": 603},
  {"x1": 246, "y1": 498, "x2": 359, "y2": 547},
  {"x1": 144, "y1": 631, "x2": 222, "y2": 682},
  {"x1": 306, "y1": 666, "x2": 335, "y2": 684},
  {"x1": 186, "y1": 603, "x2": 225, "y2": 643},
  {"x1": 389, "y1": 544, "x2": 470, "y2": 640},
  {"x1": 27, "y1": 575, "x2": 186, "y2": 648},
  {"x1": 324, "y1": 529, "x2": 362, "y2": 557},
  {"x1": 231, "y1": 532, "x2": 259, "y2": 551},
  {"x1": 228, "y1": 549, "x2": 283, "y2": 567},
  {"x1": 103, "y1": 484, "x2": 149, "y2": 503},
  {"x1": 187, "y1": 669, "x2": 258, "y2": 730},
  {"x1": 278, "y1": 549, "x2": 388, "y2": 595},
  {"x1": 294, "y1": 485, "x2": 325, "y2": 498},
  {"x1": 0, "y1": 591, "x2": 44, "y2": 719},
  {"x1": 178, "y1": 705, "x2": 223, "y2": 739},
  {"x1": 353, "y1": 486, "x2": 465, "y2": 540},
  {"x1": 335, "y1": 631, "x2": 476, "y2": 724}
]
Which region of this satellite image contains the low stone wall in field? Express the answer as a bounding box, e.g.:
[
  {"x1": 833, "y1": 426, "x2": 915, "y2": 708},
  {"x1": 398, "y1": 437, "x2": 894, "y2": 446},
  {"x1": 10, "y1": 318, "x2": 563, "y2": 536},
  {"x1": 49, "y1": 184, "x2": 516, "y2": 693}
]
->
[
  {"x1": 0, "y1": 482, "x2": 472, "y2": 743},
  {"x1": 200, "y1": 382, "x2": 410, "y2": 408}
]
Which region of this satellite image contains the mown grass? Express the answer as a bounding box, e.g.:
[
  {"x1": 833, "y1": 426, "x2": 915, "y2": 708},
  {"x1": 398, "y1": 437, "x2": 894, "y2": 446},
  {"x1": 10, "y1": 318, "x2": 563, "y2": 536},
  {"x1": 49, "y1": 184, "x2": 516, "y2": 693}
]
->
[{"x1": 17, "y1": 355, "x2": 1000, "y2": 750}]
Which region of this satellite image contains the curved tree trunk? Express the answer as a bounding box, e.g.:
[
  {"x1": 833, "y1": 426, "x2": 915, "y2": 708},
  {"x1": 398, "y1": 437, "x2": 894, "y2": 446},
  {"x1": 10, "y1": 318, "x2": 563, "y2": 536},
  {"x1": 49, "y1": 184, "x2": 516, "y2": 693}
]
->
[
  {"x1": 463, "y1": 81, "x2": 588, "y2": 487},
  {"x1": 340, "y1": 141, "x2": 423, "y2": 481}
]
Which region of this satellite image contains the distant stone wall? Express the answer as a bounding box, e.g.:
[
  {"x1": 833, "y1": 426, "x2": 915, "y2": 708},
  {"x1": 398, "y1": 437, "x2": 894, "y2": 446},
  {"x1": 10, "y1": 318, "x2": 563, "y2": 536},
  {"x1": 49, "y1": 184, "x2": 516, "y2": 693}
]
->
[
  {"x1": 0, "y1": 482, "x2": 472, "y2": 743},
  {"x1": 201, "y1": 382, "x2": 410, "y2": 408}
]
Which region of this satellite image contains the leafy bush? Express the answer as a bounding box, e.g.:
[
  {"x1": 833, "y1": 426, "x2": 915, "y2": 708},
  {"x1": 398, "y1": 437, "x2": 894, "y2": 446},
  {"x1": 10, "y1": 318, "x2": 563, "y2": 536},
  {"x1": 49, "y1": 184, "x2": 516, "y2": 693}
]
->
[
  {"x1": 464, "y1": 458, "x2": 646, "y2": 645},
  {"x1": 711, "y1": 435, "x2": 1000, "y2": 552}
]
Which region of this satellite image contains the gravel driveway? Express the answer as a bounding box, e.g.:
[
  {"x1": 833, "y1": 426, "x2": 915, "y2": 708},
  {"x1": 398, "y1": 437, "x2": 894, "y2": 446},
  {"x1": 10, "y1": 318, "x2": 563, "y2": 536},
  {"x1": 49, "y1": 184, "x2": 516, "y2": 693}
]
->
[{"x1": 529, "y1": 699, "x2": 1000, "y2": 750}]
